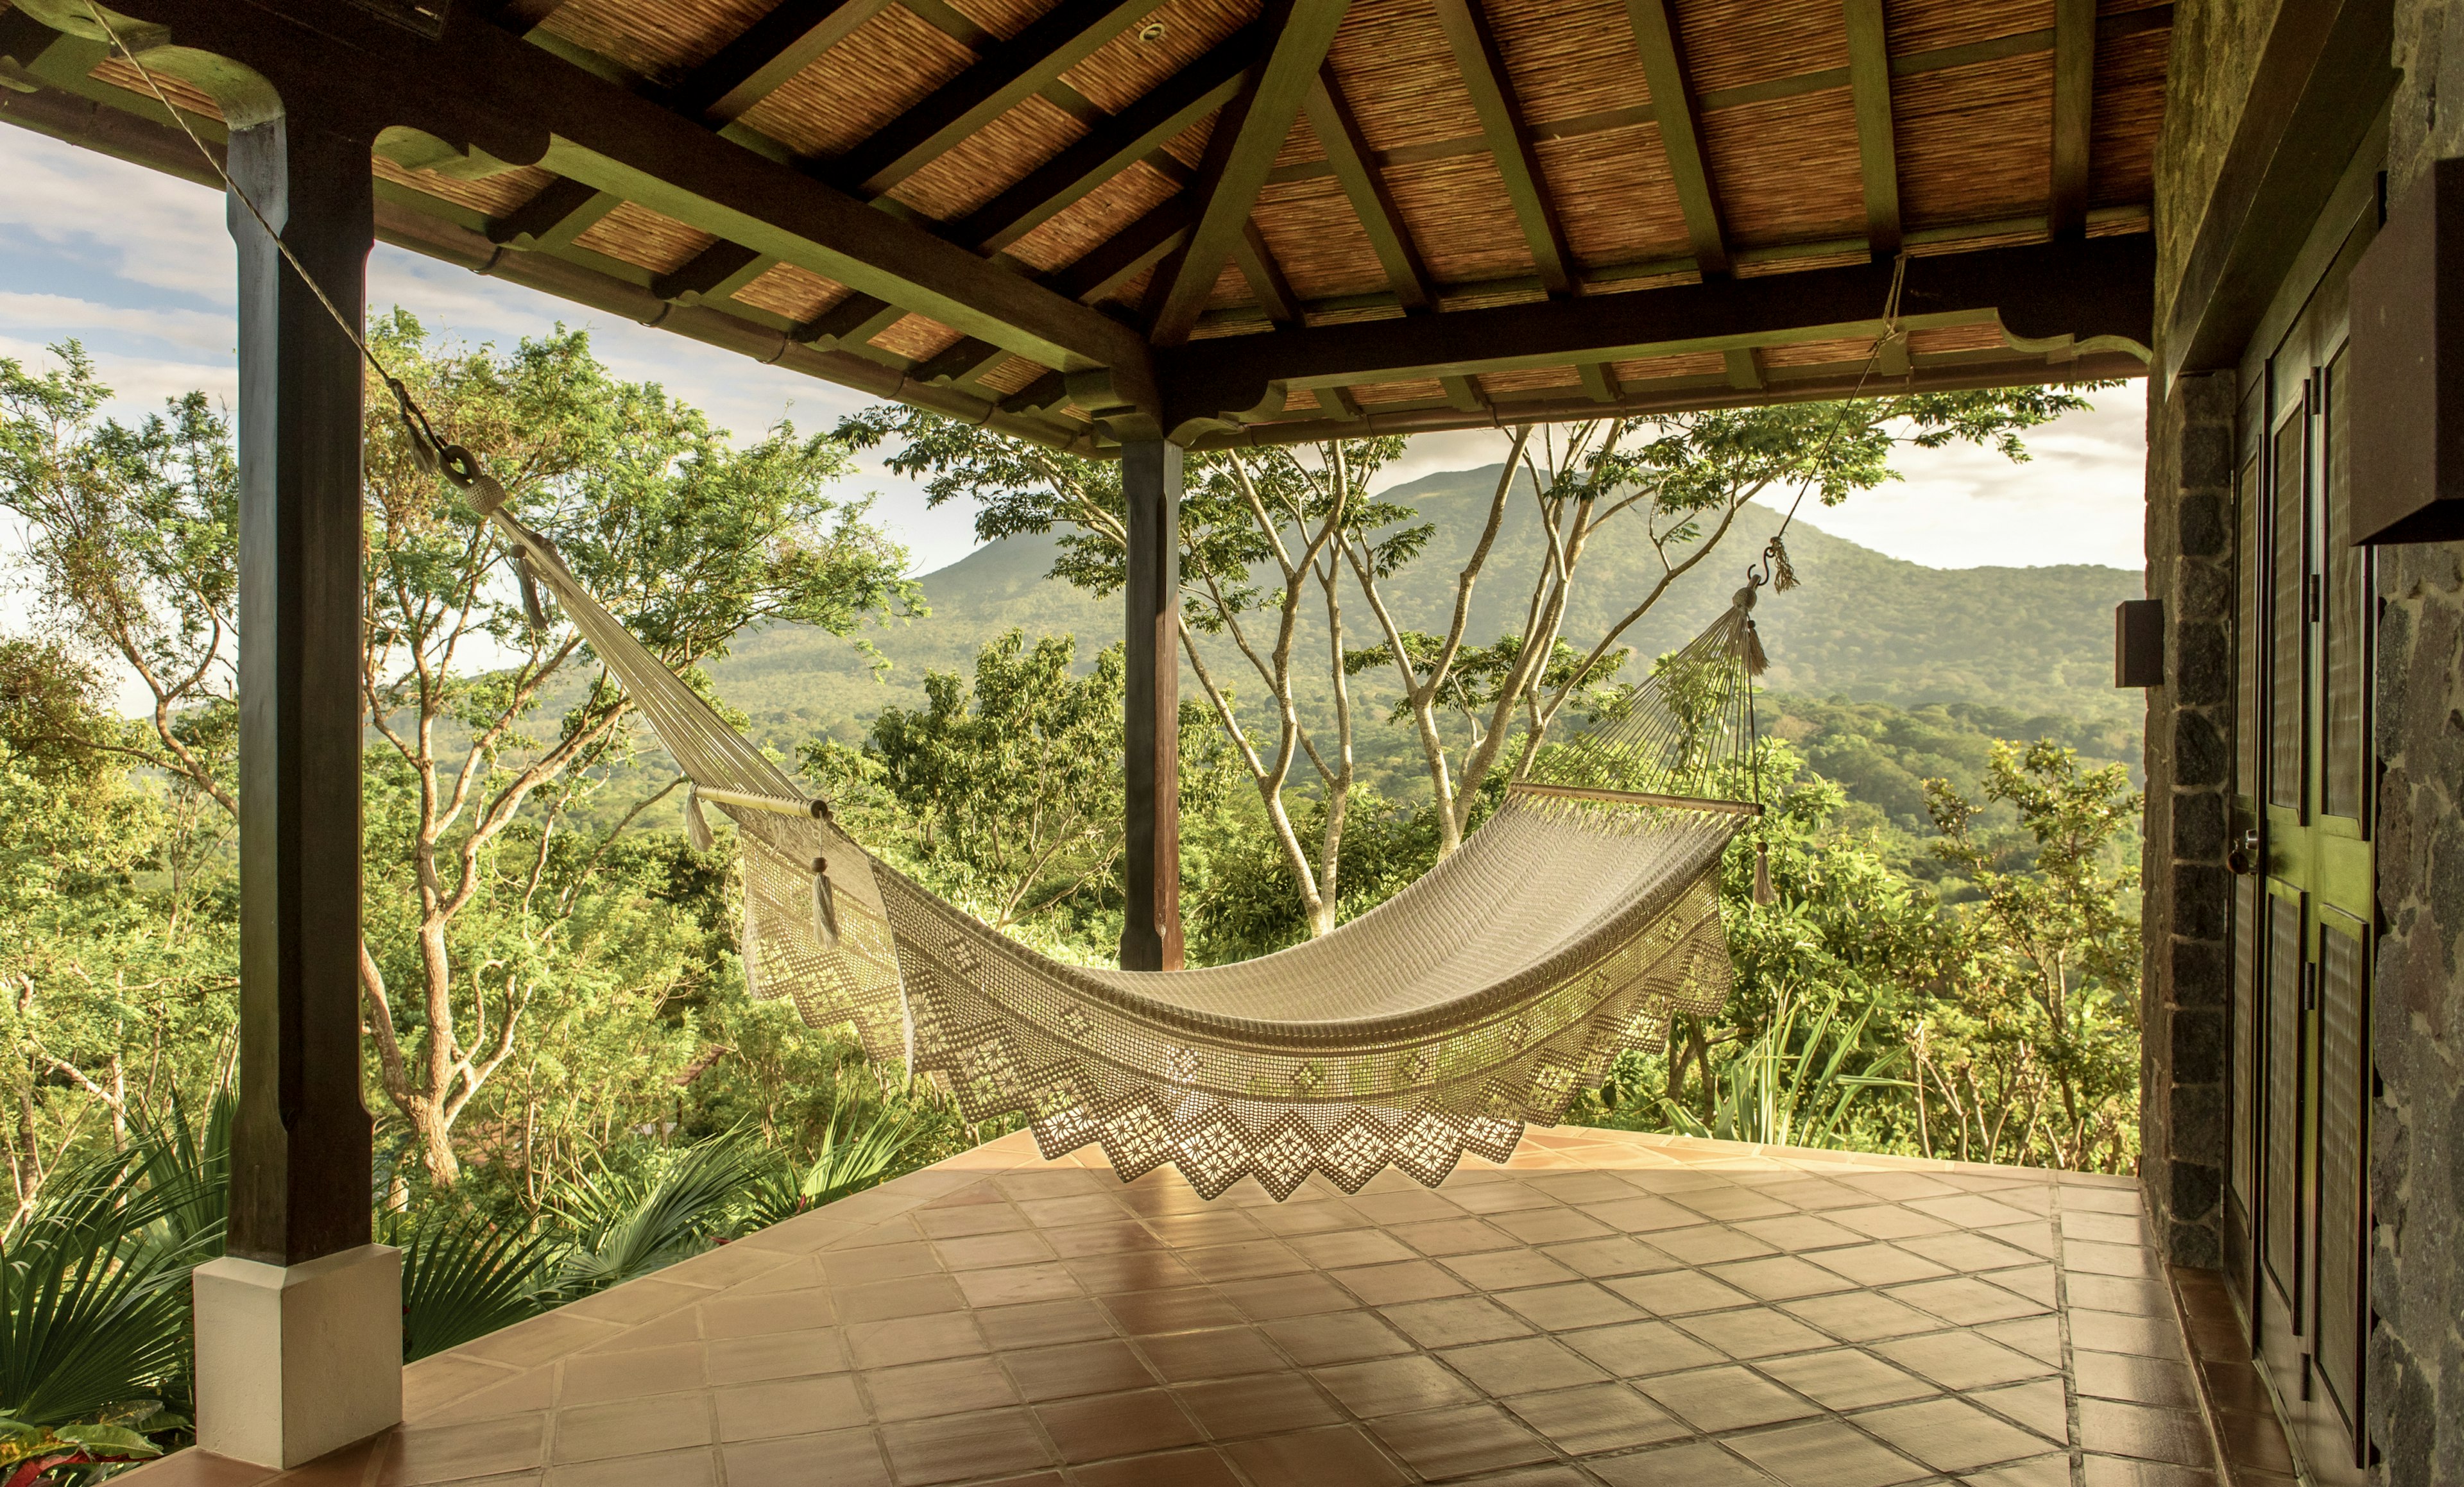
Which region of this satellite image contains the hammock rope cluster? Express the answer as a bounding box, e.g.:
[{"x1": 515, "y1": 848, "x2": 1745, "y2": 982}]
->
[{"x1": 87, "y1": 8, "x2": 1791, "y2": 1197}]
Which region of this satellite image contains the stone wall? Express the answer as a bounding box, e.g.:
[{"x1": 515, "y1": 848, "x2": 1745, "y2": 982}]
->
[
  {"x1": 2137, "y1": 371, "x2": 2236, "y2": 1269},
  {"x1": 2364, "y1": 17, "x2": 2464, "y2": 1478}
]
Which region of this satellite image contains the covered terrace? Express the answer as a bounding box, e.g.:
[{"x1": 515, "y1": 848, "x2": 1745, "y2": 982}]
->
[{"x1": 0, "y1": 0, "x2": 2189, "y2": 1477}]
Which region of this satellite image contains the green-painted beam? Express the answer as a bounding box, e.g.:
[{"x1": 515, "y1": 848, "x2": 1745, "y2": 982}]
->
[
  {"x1": 668, "y1": 0, "x2": 900, "y2": 125},
  {"x1": 1844, "y1": 0, "x2": 1899, "y2": 258},
  {"x1": 830, "y1": 0, "x2": 1162, "y2": 197},
  {"x1": 948, "y1": 28, "x2": 1258, "y2": 251},
  {"x1": 1431, "y1": 0, "x2": 1574, "y2": 296},
  {"x1": 1303, "y1": 67, "x2": 1434, "y2": 310},
  {"x1": 488, "y1": 176, "x2": 620, "y2": 250},
  {"x1": 1625, "y1": 0, "x2": 1728, "y2": 276},
  {"x1": 2049, "y1": 0, "x2": 2096, "y2": 237},
  {"x1": 653, "y1": 241, "x2": 771, "y2": 304},
  {"x1": 1578, "y1": 362, "x2": 1620, "y2": 402},
  {"x1": 1057, "y1": 198, "x2": 1194, "y2": 302},
  {"x1": 1151, "y1": 0, "x2": 1355, "y2": 344},
  {"x1": 1233, "y1": 219, "x2": 1303, "y2": 325}
]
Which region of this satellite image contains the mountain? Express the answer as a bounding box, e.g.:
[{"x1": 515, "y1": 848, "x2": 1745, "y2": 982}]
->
[{"x1": 706, "y1": 464, "x2": 2144, "y2": 757}]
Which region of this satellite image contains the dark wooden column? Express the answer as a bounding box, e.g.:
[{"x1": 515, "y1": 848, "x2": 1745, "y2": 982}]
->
[
  {"x1": 1119, "y1": 439, "x2": 1185, "y2": 971},
  {"x1": 226, "y1": 114, "x2": 377, "y2": 1267}
]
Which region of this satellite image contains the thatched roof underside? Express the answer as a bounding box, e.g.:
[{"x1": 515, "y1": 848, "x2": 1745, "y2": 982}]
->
[{"x1": 0, "y1": 0, "x2": 2166, "y2": 450}]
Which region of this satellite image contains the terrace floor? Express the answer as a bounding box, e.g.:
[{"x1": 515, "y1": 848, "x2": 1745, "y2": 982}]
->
[{"x1": 132, "y1": 1126, "x2": 2288, "y2": 1487}]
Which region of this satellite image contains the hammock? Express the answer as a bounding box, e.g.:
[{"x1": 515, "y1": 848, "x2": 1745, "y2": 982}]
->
[{"x1": 473, "y1": 489, "x2": 1770, "y2": 1199}]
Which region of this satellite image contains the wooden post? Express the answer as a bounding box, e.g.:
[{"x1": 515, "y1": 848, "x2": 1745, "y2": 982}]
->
[
  {"x1": 1119, "y1": 439, "x2": 1185, "y2": 970},
  {"x1": 193, "y1": 108, "x2": 401, "y2": 1470},
  {"x1": 227, "y1": 112, "x2": 375, "y2": 1268}
]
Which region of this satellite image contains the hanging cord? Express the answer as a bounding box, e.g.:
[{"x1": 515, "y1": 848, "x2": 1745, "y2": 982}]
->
[
  {"x1": 1756, "y1": 248, "x2": 1913, "y2": 593},
  {"x1": 77, "y1": 1, "x2": 463, "y2": 475}
]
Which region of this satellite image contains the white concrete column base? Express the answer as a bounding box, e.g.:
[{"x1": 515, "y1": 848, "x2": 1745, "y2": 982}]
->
[{"x1": 193, "y1": 1244, "x2": 404, "y2": 1468}]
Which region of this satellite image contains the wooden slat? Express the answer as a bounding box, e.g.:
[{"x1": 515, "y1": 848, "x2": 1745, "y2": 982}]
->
[
  {"x1": 949, "y1": 29, "x2": 1258, "y2": 251},
  {"x1": 831, "y1": 0, "x2": 1164, "y2": 196},
  {"x1": 2049, "y1": 0, "x2": 2096, "y2": 237},
  {"x1": 1844, "y1": 0, "x2": 1899, "y2": 258},
  {"x1": 1304, "y1": 68, "x2": 1435, "y2": 309},
  {"x1": 1151, "y1": 0, "x2": 1356, "y2": 344},
  {"x1": 669, "y1": 0, "x2": 901, "y2": 125},
  {"x1": 1624, "y1": 0, "x2": 1728, "y2": 275},
  {"x1": 1430, "y1": 0, "x2": 1575, "y2": 296}
]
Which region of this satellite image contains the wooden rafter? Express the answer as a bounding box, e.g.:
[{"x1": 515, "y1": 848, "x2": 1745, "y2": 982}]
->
[
  {"x1": 487, "y1": 176, "x2": 619, "y2": 250},
  {"x1": 1303, "y1": 67, "x2": 1433, "y2": 310},
  {"x1": 830, "y1": 0, "x2": 1163, "y2": 198},
  {"x1": 652, "y1": 241, "x2": 770, "y2": 304},
  {"x1": 915, "y1": 336, "x2": 1011, "y2": 384},
  {"x1": 1844, "y1": 0, "x2": 1900, "y2": 259},
  {"x1": 486, "y1": 0, "x2": 568, "y2": 30},
  {"x1": 949, "y1": 28, "x2": 1260, "y2": 252},
  {"x1": 1625, "y1": 0, "x2": 1727, "y2": 276},
  {"x1": 2049, "y1": 0, "x2": 2096, "y2": 237},
  {"x1": 1233, "y1": 220, "x2": 1302, "y2": 325},
  {"x1": 1577, "y1": 362, "x2": 1621, "y2": 402},
  {"x1": 1431, "y1": 0, "x2": 1574, "y2": 296},
  {"x1": 1722, "y1": 348, "x2": 1763, "y2": 389},
  {"x1": 668, "y1": 0, "x2": 900, "y2": 126},
  {"x1": 1149, "y1": 0, "x2": 1355, "y2": 344},
  {"x1": 1057, "y1": 198, "x2": 1195, "y2": 302}
]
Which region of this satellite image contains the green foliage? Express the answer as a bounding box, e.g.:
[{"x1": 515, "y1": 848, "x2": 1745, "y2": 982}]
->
[
  {"x1": 804, "y1": 631, "x2": 1128, "y2": 928},
  {"x1": 392, "y1": 1211, "x2": 557, "y2": 1364},
  {"x1": 1645, "y1": 989, "x2": 1912, "y2": 1149}
]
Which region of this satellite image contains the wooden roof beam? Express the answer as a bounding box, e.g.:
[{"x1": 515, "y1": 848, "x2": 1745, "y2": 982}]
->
[
  {"x1": 1149, "y1": 0, "x2": 1355, "y2": 344},
  {"x1": 1432, "y1": 0, "x2": 1575, "y2": 296},
  {"x1": 1303, "y1": 67, "x2": 1433, "y2": 310},
  {"x1": 949, "y1": 28, "x2": 1259, "y2": 252},
  {"x1": 914, "y1": 336, "x2": 1013, "y2": 385},
  {"x1": 1159, "y1": 234, "x2": 2155, "y2": 425},
  {"x1": 831, "y1": 0, "x2": 1165, "y2": 197},
  {"x1": 2048, "y1": 0, "x2": 2096, "y2": 238},
  {"x1": 668, "y1": 0, "x2": 900, "y2": 126},
  {"x1": 1577, "y1": 362, "x2": 1621, "y2": 402},
  {"x1": 1844, "y1": 0, "x2": 1900, "y2": 259},
  {"x1": 1625, "y1": 0, "x2": 1729, "y2": 276}
]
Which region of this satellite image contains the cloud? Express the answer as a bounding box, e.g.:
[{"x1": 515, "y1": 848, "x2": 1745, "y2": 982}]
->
[
  {"x1": 0, "y1": 130, "x2": 234, "y2": 306},
  {"x1": 0, "y1": 291, "x2": 235, "y2": 355}
]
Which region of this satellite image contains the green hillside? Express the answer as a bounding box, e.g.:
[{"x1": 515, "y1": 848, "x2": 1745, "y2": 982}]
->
[{"x1": 708, "y1": 464, "x2": 2144, "y2": 758}]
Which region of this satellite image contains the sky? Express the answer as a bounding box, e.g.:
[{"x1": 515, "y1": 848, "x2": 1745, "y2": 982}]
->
[{"x1": 0, "y1": 125, "x2": 2150, "y2": 579}]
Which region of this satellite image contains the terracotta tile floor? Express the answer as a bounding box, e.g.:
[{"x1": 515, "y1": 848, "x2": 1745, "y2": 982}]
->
[{"x1": 126, "y1": 1126, "x2": 2273, "y2": 1486}]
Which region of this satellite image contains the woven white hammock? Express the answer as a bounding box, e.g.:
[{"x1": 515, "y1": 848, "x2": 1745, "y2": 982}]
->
[{"x1": 482, "y1": 500, "x2": 1767, "y2": 1198}]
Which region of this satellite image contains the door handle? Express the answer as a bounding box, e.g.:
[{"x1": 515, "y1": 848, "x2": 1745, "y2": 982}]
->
[{"x1": 2228, "y1": 829, "x2": 2261, "y2": 876}]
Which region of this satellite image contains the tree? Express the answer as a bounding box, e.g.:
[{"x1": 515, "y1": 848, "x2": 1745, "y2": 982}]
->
[
  {"x1": 1920, "y1": 741, "x2": 2142, "y2": 1169},
  {"x1": 0, "y1": 328, "x2": 918, "y2": 1184},
  {"x1": 841, "y1": 389, "x2": 2092, "y2": 929},
  {"x1": 804, "y1": 630, "x2": 1129, "y2": 928}
]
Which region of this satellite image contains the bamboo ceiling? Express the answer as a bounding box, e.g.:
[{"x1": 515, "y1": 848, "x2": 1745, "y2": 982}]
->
[{"x1": 0, "y1": 0, "x2": 2168, "y2": 451}]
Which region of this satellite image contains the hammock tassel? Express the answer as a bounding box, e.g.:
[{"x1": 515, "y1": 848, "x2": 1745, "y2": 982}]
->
[
  {"x1": 1752, "y1": 837, "x2": 1776, "y2": 907},
  {"x1": 511, "y1": 548, "x2": 551, "y2": 633},
  {"x1": 1766, "y1": 534, "x2": 1799, "y2": 592},
  {"x1": 684, "y1": 785, "x2": 714, "y2": 853},
  {"x1": 811, "y1": 857, "x2": 842, "y2": 949},
  {"x1": 1743, "y1": 618, "x2": 1769, "y2": 678}
]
